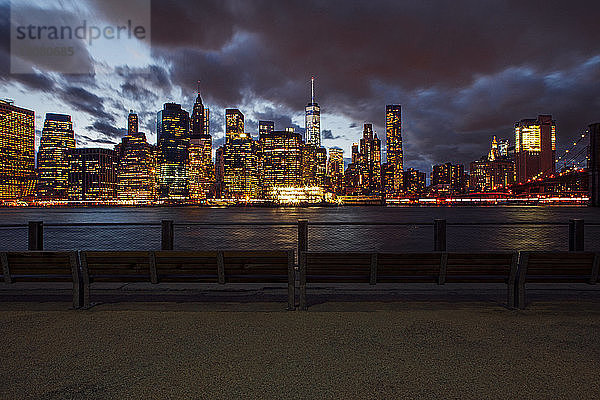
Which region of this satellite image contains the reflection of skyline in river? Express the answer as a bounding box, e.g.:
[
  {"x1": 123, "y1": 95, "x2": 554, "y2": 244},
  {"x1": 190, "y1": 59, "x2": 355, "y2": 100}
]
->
[{"x1": 0, "y1": 207, "x2": 598, "y2": 252}]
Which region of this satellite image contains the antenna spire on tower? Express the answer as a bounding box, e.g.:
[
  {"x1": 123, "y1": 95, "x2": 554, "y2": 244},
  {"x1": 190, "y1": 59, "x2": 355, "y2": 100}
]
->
[
  {"x1": 311, "y1": 76, "x2": 315, "y2": 103},
  {"x1": 197, "y1": 80, "x2": 201, "y2": 95}
]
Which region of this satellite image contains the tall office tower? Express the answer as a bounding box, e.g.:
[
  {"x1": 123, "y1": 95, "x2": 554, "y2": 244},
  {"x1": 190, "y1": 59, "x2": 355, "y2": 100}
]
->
[
  {"x1": 300, "y1": 144, "x2": 326, "y2": 188},
  {"x1": 225, "y1": 109, "x2": 245, "y2": 143},
  {"x1": 37, "y1": 113, "x2": 76, "y2": 200},
  {"x1": 223, "y1": 138, "x2": 259, "y2": 199},
  {"x1": 68, "y1": 148, "x2": 118, "y2": 201},
  {"x1": 0, "y1": 99, "x2": 35, "y2": 200},
  {"x1": 116, "y1": 111, "x2": 157, "y2": 202},
  {"x1": 127, "y1": 110, "x2": 138, "y2": 135},
  {"x1": 157, "y1": 103, "x2": 190, "y2": 200},
  {"x1": 358, "y1": 123, "x2": 382, "y2": 193},
  {"x1": 431, "y1": 162, "x2": 466, "y2": 192},
  {"x1": 258, "y1": 129, "x2": 303, "y2": 197},
  {"x1": 327, "y1": 147, "x2": 344, "y2": 194},
  {"x1": 214, "y1": 146, "x2": 225, "y2": 197},
  {"x1": 515, "y1": 115, "x2": 556, "y2": 183},
  {"x1": 305, "y1": 76, "x2": 321, "y2": 146},
  {"x1": 188, "y1": 86, "x2": 215, "y2": 201},
  {"x1": 258, "y1": 120, "x2": 275, "y2": 139},
  {"x1": 385, "y1": 104, "x2": 403, "y2": 192},
  {"x1": 203, "y1": 108, "x2": 210, "y2": 135}
]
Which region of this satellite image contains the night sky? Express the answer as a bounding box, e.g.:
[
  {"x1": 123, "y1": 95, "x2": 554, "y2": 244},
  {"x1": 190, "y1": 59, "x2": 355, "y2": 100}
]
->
[{"x1": 1, "y1": 0, "x2": 600, "y2": 172}]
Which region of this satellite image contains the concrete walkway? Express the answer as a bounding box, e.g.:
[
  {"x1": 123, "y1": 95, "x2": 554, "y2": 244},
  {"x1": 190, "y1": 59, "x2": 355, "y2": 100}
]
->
[{"x1": 1, "y1": 293, "x2": 600, "y2": 399}]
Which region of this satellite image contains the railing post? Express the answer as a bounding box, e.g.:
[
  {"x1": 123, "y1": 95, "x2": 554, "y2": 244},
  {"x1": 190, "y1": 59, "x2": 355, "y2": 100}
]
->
[
  {"x1": 298, "y1": 219, "x2": 308, "y2": 256},
  {"x1": 569, "y1": 219, "x2": 584, "y2": 251},
  {"x1": 161, "y1": 220, "x2": 174, "y2": 250},
  {"x1": 28, "y1": 221, "x2": 43, "y2": 250},
  {"x1": 434, "y1": 219, "x2": 446, "y2": 252}
]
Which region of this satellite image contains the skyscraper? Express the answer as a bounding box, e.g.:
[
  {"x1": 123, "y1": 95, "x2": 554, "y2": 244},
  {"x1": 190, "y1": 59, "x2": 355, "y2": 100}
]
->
[
  {"x1": 37, "y1": 113, "x2": 75, "y2": 200},
  {"x1": 68, "y1": 148, "x2": 118, "y2": 201},
  {"x1": 305, "y1": 76, "x2": 321, "y2": 147},
  {"x1": 431, "y1": 163, "x2": 466, "y2": 192},
  {"x1": 385, "y1": 104, "x2": 403, "y2": 192},
  {"x1": 116, "y1": 111, "x2": 156, "y2": 202},
  {"x1": 259, "y1": 129, "x2": 303, "y2": 197},
  {"x1": 225, "y1": 109, "x2": 245, "y2": 143},
  {"x1": 0, "y1": 99, "x2": 35, "y2": 200},
  {"x1": 344, "y1": 124, "x2": 382, "y2": 195},
  {"x1": 327, "y1": 147, "x2": 344, "y2": 194},
  {"x1": 258, "y1": 120, "x2": 275, "y2": 138},
  {"x1": 188, "y1": 86, "x2": 214, "y2": 201},
  {"x1": 157, "y1": 103, "x2": 190, "y2": 200},
  {"x1": 515, "y1": 115, "x2": 556, "y2": 183}
]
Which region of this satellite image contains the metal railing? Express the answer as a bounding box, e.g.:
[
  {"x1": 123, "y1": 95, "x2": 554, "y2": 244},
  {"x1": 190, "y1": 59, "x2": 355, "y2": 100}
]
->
[{"x1": 0, "y1": 219, "x2": 598, "y2": 254}]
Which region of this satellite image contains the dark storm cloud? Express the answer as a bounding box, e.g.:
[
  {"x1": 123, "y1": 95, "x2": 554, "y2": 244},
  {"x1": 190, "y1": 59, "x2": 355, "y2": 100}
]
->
[
  {"x1": 2, "y1": 0, "x2": 600, "y2": 171},
  {"x1": 85, "y1": 121, "x2": 125, "y2": 140},
  {"x1": 59, "y1": 86, "x2": 114, "y2": 122},
  {"x1": 322, "y1": 129, "x2": 341, "y2": 140},
  {"x1": 79, "y1": 134, "x2": 117, "y2": 146}
]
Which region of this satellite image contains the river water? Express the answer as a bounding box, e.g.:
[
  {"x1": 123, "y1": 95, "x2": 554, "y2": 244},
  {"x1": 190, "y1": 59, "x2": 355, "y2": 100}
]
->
[{"x1": 0, "y1": 206, "x2": 598, "y2": 252}]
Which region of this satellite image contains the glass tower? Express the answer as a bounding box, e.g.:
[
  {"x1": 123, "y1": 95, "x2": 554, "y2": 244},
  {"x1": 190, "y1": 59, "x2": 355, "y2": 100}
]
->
[
  {"x1": 157, "y1": 103, "x2": 190, "y2": 200},
  {"x1": 305, "y1": 76, "x2": 321, "y2": 147},
  {"x1": 37, "y1": 113, "x2": 76, "y2": 200},
  {"x1": 0, "y1": 99, "x2": 35, "y2": 200}
]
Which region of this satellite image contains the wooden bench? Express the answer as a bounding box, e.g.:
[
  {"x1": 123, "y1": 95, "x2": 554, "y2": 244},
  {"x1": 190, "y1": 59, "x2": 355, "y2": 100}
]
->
[
  {"x1": 299, "y1": 251, "x2": 518, "y2": 309},
  {"x1": 516, "y1": 251, "x2": 600, "y2": 309},
  {"x1": 1, "y1": 251, "x2": 81, "y2": 308},
  {"x1": 81, "y1": 250, "x2": 295, "y2": 309}
]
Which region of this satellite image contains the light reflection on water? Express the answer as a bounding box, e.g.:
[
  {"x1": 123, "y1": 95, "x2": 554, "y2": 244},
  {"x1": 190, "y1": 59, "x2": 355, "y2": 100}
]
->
[{"x1": 0, "y1": 206, "x2": 598, "y2": 251}]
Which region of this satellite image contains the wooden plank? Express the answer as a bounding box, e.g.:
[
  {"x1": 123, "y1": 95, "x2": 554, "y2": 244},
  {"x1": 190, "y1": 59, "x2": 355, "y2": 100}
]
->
[
  {"x1": 438, "y1": 253, "x2": 448, "y2": 285},
  {"x1": 149, "y1": 252, "x2": 158, "y2": 284},
  {"x1": 287, "y1": 250, "x2": 295, "y2": 310},
  {"x1": 80, "y1": 251, "x2": 91, "y2": 309},
  {"x1": 369, "y1": 253, "x2": 377, "y2": 285},
  {"x1": 507, "y1": 252, "x2": 518, "y2": 309},
  {"x1": 217, "y1": 251, "x2": 225, "y2": 284},
  {"x1": 1, "y1": 252, "x2": 12, "y2": 284},
  {"x1": 69, "y1": 252, "x2": 81, "y2": 309},
  {"x1": 589, "y1": 253, "x2": 599, "y2": 284},
  {"x1": 299, "y1": 251, "x2": 307, "y2": 311},
  {"x1": 516, "y1": 251, "x2": 529, "y2": 309}
]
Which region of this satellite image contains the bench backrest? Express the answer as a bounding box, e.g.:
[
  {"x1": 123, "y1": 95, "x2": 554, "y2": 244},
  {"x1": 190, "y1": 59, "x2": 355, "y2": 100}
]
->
[
  {"x1": 223, "y1": 251, "x2": 293, "y2": 283},
  {"x1": 304, "y1": 252, "x2": 374, "y2": 283},
  {"x1": 445, "y1": 252, "x2": 517, "y2": 284},
  {"x1": 154, "y1": 251, "x2": 219, "y2": 283},
  {"x1": 1, "y1": 251, "x2": 77, "y2": 283},
  {"x1": 378, "y1": 253, "x2": 443, "y2": 283},
  {"x1": 303, "y1": 252, "x2": 519, "y2": 285},
  {"x1": 520, "y1": 252, "x2": 599, "y2": 284},
  {"x1": 83, "y1": 250, "x2": 294, "y2": 284},
  {"x1": 81, "y1": 251, "x2": 152, "y2": 283}
]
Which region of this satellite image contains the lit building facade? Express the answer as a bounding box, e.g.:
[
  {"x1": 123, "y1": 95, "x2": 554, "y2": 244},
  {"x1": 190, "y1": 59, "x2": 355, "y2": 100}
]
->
[
  {"x1": 223, "y1": 138, "x2": 259, "y2": 199},
  {"x1": 258, "y1": 120, "x2": 275, "y2": 138},
  {"x1": 259, "y1": 129, "x2": 303, "y2": 197},
  {"x1": 431, "y1": 163, "x2": 466, "y2": 193},
  {"x1": 116, "y1": 111, "x2": 156, "y2": 202},
  {"x1": 188, "y1": 88, "x2": 214, "y2": 201},
  {"x1": 515, "y1": 115, "x2": 556, "y2": 183},
  {"x1": 0, "y1": 99, "x2": 35, "y2": 200},
  {"x1": 344, "y1": 124, "x2": 382, "y2": 195},
  {"x1": 305, "y1": 76, "x2": 321, "y2": 147},
  {"x1": 301, "y1": 144, "x2": 327, "y2": 188},
  {"x1": 157, "y1": 103, "x2": 189, "y2": 200},
  {"x1": 469, "y1": 159, "x2": 515, "y2": 192},
  {"x1": 225, "y1": 109, "x2": 245, "y2": 143},
  {"x1": 327, "y1": 147, "x2": 344, "y2": 194},
  {"x1": 385, "y1": 104, "x2": 403, "y2": 192},
  {"x1": 37, "y1": 113, "x2": 76, "y2": 200},
  {"x1": 68, "y1": 148, "x2": 118, "y2": 201},
  {"x1": 402, "y1": 168, "x2": 426, "y2": 194}
]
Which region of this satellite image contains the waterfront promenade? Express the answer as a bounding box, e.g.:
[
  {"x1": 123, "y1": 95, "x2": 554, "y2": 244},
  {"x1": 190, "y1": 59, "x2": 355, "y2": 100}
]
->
[{"x1": 1, "y1": 296, "x2": 599, "y2": 399}]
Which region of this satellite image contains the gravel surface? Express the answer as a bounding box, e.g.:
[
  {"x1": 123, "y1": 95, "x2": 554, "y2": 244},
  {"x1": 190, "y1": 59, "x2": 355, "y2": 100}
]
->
[{"x1": 1, "y1": 301, "x2": 599, "y2": 399}]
